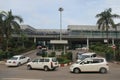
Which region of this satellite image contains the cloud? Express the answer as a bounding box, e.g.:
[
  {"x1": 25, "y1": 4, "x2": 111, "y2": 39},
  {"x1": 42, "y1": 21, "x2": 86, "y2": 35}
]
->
[{"x1": 0, "y1": 0, "x2": 120, "y2": 29}]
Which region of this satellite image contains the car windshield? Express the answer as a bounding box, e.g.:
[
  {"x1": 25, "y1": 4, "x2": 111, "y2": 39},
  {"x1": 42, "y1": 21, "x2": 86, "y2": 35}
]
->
[
  {"x1": 78, "y1": 55, "x2": 90, "y2": 60},
  {"x1": 10, "y1": 57, "x2": 18, "y2": 60}
]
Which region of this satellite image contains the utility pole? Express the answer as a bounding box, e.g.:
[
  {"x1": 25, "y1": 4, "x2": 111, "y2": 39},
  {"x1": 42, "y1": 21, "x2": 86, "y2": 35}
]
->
[{"x1": 58, "y1": 7, "x2": 63, "y2": 40}]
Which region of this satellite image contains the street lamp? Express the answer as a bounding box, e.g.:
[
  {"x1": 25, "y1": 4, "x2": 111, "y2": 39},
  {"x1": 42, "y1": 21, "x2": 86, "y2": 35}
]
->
[{"x1": 58, "y1": 7, "x2": 63, "y2": 40}]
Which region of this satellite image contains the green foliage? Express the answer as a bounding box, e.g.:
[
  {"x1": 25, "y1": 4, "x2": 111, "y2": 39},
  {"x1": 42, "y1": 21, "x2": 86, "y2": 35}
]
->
[
  {"x1": 57, "y1": 51, "x2": 73, "y2": 64},
  {"x1": 0, "y1": 10, "x2": 23, "y2": 51},
  {"x1": 61, "y1": 52, "x2": 64, "y2": 57},
  {"x1": 0, "y1": 50, "x2": 14, "y2": 60},
  {"x1": 0, "y1": 50, "x2": 4, "y2": 60},
  {"x1": 48, "y1": 52, "x2": 56, "y2": 57},
  {"x1": 41, "y1": 50, "x2": 48, "y2": 57},
  {"x1": 65, "y1": 52, "x2": 73, "y2": 61},
  {"x1": 90, "y1": 42, "x2": 115, "y2": 61},
  {"x1": 12, "y1": 47, "x2": 26, "y2": 55},
  {"x1": 57, "y1": 57, "x2": 71, "y2": 64}
]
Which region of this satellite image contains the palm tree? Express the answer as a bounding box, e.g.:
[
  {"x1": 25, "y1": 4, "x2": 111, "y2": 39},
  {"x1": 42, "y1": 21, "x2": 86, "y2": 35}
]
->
[
  {"x1": 96, "y1": 8, "x2": 120, "y2": 43},
  {"x1": 0, "y1": 10, "x2": 6, "y2": 49},
  {"x1": 3, "y1": 10, "x2": 23, "y2": 51}
]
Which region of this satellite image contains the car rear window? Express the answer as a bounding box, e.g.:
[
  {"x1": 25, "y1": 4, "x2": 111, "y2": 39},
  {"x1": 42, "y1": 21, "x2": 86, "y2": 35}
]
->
[{"x1": 10, "y1": 57, "x2": 18, "y2": 60}]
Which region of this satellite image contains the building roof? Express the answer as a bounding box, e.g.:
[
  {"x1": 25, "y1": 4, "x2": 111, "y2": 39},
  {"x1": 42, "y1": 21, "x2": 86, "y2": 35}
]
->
[
  {"x1": 68, "y1": 25, "x2": 120, "y2": 31},
  {"x1": 20, "y1": 25, "x2": 68, "y2": 34}
]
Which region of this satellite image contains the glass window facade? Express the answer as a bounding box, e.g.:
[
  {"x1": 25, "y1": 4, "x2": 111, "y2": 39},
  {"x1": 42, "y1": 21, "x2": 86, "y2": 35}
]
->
[{"x1": 69, "y1": 30, "x2": 120, "y2": 38}]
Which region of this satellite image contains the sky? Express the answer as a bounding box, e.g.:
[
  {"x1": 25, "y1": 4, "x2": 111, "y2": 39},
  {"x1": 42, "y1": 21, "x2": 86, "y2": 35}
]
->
[{"x1": 0, "y1": 0, "x2": 120, "y2": 29}]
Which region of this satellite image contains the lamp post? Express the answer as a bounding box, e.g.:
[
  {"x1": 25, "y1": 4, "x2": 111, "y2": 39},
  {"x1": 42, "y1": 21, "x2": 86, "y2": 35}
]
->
[{"x1": 58, "y1": 7, "x2": 63, "y2": 40}]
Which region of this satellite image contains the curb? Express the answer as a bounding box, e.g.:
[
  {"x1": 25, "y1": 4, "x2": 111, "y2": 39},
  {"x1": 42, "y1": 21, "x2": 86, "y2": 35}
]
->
[
  {"x1": 112, "y1": 61, "x2": 120, "y2": 65},
  {"x1": 59, "y1": 62, "x2": 72, "y2": 67},
  {"x1": 0, "y1": 61, "x2": 5, "y2": 65}
]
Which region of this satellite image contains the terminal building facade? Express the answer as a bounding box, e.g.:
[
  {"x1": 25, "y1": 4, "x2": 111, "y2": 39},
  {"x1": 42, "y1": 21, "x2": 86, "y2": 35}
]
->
[{"x1": 18, "y1": 25, "x2": 120, "y2": 49}]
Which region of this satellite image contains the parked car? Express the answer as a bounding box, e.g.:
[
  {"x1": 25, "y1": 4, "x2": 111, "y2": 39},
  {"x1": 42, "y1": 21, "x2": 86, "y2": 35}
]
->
[
  {"x1": 6, "y1": 55, "x2": 30, "y2": 67},
  {"x1": 76, "y1": 51, "x2": 84, "y2": 59},
  {"x1": 77, "y1": 52, "x2": 96, "y2": 62},
  {"x1": 70, "y1": 57, "x2": 109, "y2": 74},
  {"x1": 36, "y1": 49, "x2": 47, "y2": 57},
  {"x1": 27, "y1": 57, "x2": 59, "y2": 71},
  {"x1": 36, "y1": 50, "x2": 43, "y2": 56}
]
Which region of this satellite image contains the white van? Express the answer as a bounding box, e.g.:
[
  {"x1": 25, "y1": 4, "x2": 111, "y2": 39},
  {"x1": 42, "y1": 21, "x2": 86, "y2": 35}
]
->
[{"x1": 77, "y1": 52, "x2": 96, "y2": 62}]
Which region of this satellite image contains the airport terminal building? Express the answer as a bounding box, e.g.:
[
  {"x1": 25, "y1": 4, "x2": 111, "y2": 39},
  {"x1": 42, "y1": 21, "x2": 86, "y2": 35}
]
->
[{"x1": 19, "y1": 25, "x2": 120, "y2": 49}]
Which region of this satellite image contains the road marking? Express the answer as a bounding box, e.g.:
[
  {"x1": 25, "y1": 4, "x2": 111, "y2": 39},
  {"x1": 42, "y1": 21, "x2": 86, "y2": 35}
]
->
[{"x1": 1, "y1": 78, "x2": 43, "y2": 80}]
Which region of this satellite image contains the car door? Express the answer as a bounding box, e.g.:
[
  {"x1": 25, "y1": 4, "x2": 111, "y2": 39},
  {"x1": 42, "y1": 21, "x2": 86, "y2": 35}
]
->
[
  {"x1": 79, "y1": 61, "x2": 92, "y2": 72},
  {"x1": 82, "y1": 59, "x2": 101, "y2": 72},
  {"x1": 19, "y1": 56, "x2": 24, "y2": 64},
  {"x1": 22, "y1": 56, "x2": 27, "y2": 63},
  {"x1": 31, "y1": 59, "x2": 39, "y2": 68},
  {"x1": 89, "y1": 59, "x2": 103, "y2": 71},
  {"x1": 38, "y1": 59, "x2": 44, "y2": 69},
  {"x1": 20, "y1": 56, "x2": 26, "y2": 64}
]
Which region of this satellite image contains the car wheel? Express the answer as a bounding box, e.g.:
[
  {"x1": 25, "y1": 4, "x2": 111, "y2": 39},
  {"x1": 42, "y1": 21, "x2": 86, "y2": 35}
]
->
[
  {"x1": 17, "y1": 62, "x2": 21, "y2": 66},
  {"x1": 27, "y1": 65, "x2": 32, "y2": 70},
  {"x1": 74, "y1": 68, "x2": 80, "y2": 73},
  {"x1": 100, "y1": 68, "x2": 107, "y2": 74},
  {"x1": 27, "y1": 59, "x2": 30, "y2": 62},
  {"x1": 44, "y1": 66, "x2": 49, "y2": 71}
]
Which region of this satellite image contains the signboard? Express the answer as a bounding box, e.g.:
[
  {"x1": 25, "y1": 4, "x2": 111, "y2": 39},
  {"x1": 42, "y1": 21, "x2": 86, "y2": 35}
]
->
[
  {"x1": 104, "y1": 39, "x2": 108, "y2": 43},
  {"x1": 50, "y1": 40, "x2": 68, "y2": 44}
]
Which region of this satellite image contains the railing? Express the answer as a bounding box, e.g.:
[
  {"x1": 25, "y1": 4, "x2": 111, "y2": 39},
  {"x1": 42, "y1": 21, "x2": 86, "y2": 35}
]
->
[{"x1": 12, "y1": 34, "x2": 120, "y2": 39}]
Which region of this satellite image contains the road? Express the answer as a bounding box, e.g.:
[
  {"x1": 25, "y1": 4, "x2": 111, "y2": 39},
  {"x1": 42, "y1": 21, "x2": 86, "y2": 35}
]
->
[{"x1": 0, "y1": 50, "x2": 120, "y2": 80}]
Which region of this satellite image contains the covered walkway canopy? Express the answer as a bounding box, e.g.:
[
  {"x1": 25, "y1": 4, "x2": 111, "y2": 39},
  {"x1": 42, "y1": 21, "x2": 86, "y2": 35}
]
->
[{"x1": 50, "y1": 40, "x2": 68, "y2": 55}]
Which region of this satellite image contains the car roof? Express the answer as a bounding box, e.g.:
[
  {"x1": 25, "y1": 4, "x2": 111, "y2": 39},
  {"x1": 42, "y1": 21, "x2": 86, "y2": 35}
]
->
[
  {"x1": 13, "y1": 55, "x2": 23, "y2": 57},
  {"x1": 84, "y1": 57, "x2": 105, "y2": 60},
  {"x1": 82, "y1": 52, "x2": 96, "y2": 55},
  {"x1": 34, "y1": 57, "x2": 56, "y2": 59}
]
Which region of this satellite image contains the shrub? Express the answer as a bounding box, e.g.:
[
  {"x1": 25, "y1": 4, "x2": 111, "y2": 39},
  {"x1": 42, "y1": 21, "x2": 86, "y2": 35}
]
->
[
  {"x1": 12, "y1": 47, "x2": 26, "y2": 55},
  {"x1": 0, "y1": 50, "x2": 4, "y2": 60},
  {"x1": 48, "y1": 52, "x2": 56, "y2": 57},
  {"x1": 57, "y1": 57, "x2": 71, "y2": 64},
  {"x1": 65, "y1": 52, "x2": 73, "y2": 61}
]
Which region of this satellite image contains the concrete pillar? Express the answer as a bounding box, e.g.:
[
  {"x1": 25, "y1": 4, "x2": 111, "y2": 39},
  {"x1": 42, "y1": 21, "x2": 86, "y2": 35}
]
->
[
  {"x1": 112, "y1": 38, "x2": 115, "y2": 45},
  {"x1": 53, "y1": 45, "x2": 55, "y2": 52},
  {"x1": 43, "y1": 41, "x2": 46, "y2": 46},
  {"x1": 64, "y1": 45, "x2": 65, "y2": 54},
  {"x1": 34, "y1": 37, "x2": 36, "y2": 43},
  {"x1": 87, "y1": 38, "x2": 89, "y2": 50}
]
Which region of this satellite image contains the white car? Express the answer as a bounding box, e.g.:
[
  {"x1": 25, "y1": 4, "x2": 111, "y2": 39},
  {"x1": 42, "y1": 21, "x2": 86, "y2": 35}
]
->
[
  {"x1": 27, "y1": 57, "x2": 59, "y2": 71},
  {"x1": 77, "y1": 52, "x2": 96, "y2": 62},
  {"x1": 6, "y1": 55, "x2": 30, "y2": 67},
  {"x1": 70, "y1": 57, "x2": 109, "y2": 74}
]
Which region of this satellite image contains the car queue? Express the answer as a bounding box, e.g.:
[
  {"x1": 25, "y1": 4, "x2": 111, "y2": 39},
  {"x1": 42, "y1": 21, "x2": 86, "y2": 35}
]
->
[{"x1": 5, "y1": 52, "x2": 109, "y2": 74}]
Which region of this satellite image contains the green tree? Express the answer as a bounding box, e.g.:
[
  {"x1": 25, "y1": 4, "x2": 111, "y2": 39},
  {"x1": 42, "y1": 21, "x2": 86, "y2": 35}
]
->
[
  {"x1": 0, "y1": 10, "x2": 6, "y2": 49},
  {"x1": 3, "y1": 10, "x2": 23, "y2": 51},
  {"x1": 20, "y1": 32, "x2": 28, "y2": 48},
  {"x1": 96, "y1": 8, "x2": 120, "y2": 43}
]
